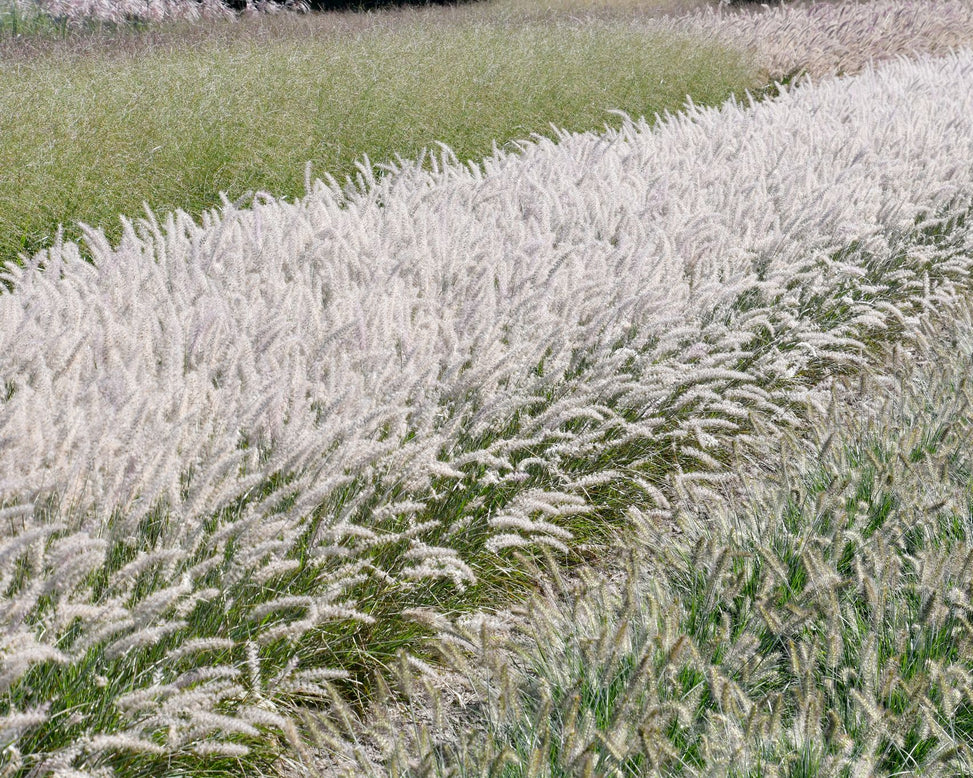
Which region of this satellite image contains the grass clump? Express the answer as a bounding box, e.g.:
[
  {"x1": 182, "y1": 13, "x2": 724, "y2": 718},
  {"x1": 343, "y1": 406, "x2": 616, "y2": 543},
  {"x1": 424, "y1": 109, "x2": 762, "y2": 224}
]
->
[
  {"x1": 0, "y1": 0, "x2": 241, "y2": 42},
  {"x1": 365, "y1": 312, "x2": 973, "y2": 776},
  {"x1": 5, "y1": 45, "x2": 973, "y2": 774}
]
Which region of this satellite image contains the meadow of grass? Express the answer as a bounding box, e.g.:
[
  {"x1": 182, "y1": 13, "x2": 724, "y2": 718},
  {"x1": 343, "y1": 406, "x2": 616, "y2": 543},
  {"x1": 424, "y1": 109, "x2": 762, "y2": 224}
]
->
[
  {"x1": 5, "y1": 0, "x2": 973, "y2": 776},
  {"x1": 0, "y1": 3, "x2": 757, "y2": 267},
  {"x1": 7, "y1": 0, "x2": 973, "y2": 269}
]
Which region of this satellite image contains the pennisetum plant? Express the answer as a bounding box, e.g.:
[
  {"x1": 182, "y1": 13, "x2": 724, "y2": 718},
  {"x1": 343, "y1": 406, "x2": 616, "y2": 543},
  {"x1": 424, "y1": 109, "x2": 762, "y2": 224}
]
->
[{"x1": 5, "y1": 28, "x2": 973, "y2": 778}]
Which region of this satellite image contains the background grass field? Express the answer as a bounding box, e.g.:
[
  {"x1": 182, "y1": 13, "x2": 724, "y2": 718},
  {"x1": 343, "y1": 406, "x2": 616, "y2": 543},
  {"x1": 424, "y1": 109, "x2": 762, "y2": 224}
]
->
[{"x1": 0, "y1": 0, "x2": 755, "y2": 266}]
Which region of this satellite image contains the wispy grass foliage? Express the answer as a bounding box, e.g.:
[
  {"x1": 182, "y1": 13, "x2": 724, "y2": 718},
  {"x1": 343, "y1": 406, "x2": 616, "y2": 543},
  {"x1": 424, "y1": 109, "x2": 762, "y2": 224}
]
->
[
  {"x1": 677, "y1": 0, "x2": 973, "y2": 82},
  {"x1": 5, "y1": 49, "x2": 973, "y2": 774},
  {"x1": 0, "y1": 13, "x2": 755, "y2": 267},
  {"x1": 371, "y1": 308, "x2": 973, "y2": 775},
  {"x1": 0, "y1": 0, "x2": 236, "y2": 32}
]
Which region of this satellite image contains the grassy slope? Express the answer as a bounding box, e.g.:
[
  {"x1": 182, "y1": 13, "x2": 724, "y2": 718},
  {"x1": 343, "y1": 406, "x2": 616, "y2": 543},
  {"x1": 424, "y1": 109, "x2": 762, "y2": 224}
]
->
[
  {"x1": 0, "y1": 1, "x2": 756, "y2": 266},
  {"x1": 7, "y1": 1, "x2": 973, "y2": 775},
  {"x1": 0, "y1": 6, "x2": 757, "y2": 775}
]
